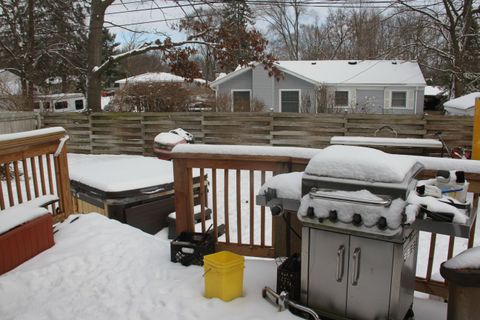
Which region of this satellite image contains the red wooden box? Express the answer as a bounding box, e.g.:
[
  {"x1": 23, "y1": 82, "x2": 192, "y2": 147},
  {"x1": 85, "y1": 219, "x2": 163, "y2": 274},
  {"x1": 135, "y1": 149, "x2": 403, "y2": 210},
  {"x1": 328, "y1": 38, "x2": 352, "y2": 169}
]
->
[{"x1": 0, "y1": 214, "x2": 54, "y2": 275}]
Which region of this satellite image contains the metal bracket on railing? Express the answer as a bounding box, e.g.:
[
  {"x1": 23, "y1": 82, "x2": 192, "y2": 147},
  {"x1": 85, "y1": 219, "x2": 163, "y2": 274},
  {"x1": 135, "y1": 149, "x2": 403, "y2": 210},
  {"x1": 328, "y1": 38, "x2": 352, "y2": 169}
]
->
[
  {"x1": 262, "y1": 286, "x2": 321, "y2": 320},
  {"x1": 54, "y1": 135, "x2": 70, "y2": 157}
]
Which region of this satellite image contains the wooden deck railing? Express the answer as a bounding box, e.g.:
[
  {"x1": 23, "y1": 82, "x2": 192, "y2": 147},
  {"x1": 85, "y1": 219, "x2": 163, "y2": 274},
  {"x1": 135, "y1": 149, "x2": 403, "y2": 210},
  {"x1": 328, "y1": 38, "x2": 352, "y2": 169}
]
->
[
  {"x1": 0, "y1": 127, "x2": 73, "y2": 222},
  {"x1": 172, "y1": 146, "x2": 479, "y2": 299}
]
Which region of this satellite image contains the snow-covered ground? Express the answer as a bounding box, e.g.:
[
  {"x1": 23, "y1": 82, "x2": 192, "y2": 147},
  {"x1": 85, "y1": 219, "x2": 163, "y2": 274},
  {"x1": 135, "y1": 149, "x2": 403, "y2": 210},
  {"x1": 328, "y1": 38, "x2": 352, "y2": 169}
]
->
[{"x1": 0, "y1": 213, "x2": 447, "y2": 320}]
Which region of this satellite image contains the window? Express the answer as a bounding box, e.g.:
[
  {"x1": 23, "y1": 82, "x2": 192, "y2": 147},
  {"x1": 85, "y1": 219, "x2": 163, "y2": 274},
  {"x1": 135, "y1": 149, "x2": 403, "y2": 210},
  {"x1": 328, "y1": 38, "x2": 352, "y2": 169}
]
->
[
  {"x1": 33, "y1": 102, "x2": 40, "y2": 110},
  {"x1": 44, "y1": 102, "x2": 51, "y2": 110},
  {"x1": 281, "y1": 90, "x2": 300, "y2": 112},
  {"x1": 54, "y1": 101, "x2": 68, "y2": 110},
  {"x1": 391, "y1": 91, "x2": 407, "y2": 108},
  {"x1": 75, "y1": 99, "x2": 84, "y2": 110},
  {"x1": 335, "y1": 91, "x2": 349, "y2": 107},
  {"x1": 232, "y1": 91, "x2": 250, "y2": 112}
]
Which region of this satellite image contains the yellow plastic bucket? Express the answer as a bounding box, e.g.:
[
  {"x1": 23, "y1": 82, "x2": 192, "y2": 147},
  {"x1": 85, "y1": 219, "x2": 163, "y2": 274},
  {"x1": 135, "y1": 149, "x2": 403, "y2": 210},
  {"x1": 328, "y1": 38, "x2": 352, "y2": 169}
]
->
[{"x1": 203, "y1": 251, "x2": 244, "y2": 301}]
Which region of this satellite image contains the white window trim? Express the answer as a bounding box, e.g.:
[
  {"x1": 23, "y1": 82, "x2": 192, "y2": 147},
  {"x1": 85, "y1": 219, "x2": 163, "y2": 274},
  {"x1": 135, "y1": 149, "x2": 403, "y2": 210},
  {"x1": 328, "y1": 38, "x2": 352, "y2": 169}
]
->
[
  {"x1": 279, "y1": 89, "x2": 301, "y2": 113},
  {"x1": 231, "y1": 89, "x2": 252, "y2": 112},
  {"x1": 387, "y1": 90, "x2": 410, "y2": 109}
]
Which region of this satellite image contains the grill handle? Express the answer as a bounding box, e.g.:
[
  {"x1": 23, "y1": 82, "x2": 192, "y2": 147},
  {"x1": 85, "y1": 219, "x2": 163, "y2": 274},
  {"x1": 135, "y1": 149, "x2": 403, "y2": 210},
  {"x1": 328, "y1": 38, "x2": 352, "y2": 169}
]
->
[
  {"x1": 309, "y1": 188, "x2": 392, "y2": 207},
  {"x1": 352, "y1": 248, "x2": 361, "y2": 286},
  {"x1": 336, "y1": 245, "x2": 345, "y2": 282}
]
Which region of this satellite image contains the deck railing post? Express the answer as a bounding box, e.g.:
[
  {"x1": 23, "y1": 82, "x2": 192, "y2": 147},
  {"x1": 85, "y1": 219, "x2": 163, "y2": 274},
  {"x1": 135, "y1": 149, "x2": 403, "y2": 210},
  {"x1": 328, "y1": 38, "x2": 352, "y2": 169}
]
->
[{"x1": 173, "y1": 158, "x2": 195, "y2": 234}]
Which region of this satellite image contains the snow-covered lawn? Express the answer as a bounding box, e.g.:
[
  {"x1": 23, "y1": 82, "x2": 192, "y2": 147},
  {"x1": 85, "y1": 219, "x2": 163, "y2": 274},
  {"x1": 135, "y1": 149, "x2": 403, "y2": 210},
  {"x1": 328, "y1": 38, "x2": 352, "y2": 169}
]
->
[{"x1": 0, "y1": 213, "x2": 446, "y2": 320}]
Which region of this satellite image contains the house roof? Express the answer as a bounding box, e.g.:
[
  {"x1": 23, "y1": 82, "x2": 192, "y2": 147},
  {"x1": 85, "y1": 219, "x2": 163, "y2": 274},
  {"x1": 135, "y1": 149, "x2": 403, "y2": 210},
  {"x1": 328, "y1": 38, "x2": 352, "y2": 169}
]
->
[
  {"x1": 115, "y1": 72, "x2": 205, "y2": 85},
  {"x1": 424, "y1": 86, "x2": 447, "y2": 97},
  {"x1": 443, "y1": 92, "x2": 480, "y2": 111},
  {"x1": 210, "y1": 60, "x2": 426, "y2": 88}
]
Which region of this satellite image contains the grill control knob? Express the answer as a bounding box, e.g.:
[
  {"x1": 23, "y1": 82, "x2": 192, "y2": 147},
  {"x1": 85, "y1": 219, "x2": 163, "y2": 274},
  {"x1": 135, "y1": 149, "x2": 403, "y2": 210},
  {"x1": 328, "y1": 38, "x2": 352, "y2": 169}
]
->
[
  {"x1": 329, "y1": 210, "x2": 338, "y2": 222},
  {"x1": 307, "y1": 207, "x2": 315, "y2": 218},
  {"x1": 352, "y1": 214, "x2": 362, "y2": 226},
  {"x1": 377, "y1": 217, "x2": 387, "y2": 230}
]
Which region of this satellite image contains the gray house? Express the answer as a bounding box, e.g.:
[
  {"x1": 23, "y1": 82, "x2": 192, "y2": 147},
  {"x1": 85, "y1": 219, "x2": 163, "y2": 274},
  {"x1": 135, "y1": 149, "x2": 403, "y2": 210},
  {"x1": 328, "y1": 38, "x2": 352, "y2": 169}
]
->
[{"x1": 210, "y1": 60, "x2": 426, "y2": 114}]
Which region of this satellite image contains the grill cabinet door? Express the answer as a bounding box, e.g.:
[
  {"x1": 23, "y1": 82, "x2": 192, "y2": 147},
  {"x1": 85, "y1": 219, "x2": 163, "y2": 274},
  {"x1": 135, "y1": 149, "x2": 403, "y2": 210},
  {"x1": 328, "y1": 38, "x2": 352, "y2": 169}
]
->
[
  {"x1": 346, "y1": 235, "x2": 394, "y2": 320},
  {"x1": 308, "y1": 229, "x2": 349, "y2": 317}
]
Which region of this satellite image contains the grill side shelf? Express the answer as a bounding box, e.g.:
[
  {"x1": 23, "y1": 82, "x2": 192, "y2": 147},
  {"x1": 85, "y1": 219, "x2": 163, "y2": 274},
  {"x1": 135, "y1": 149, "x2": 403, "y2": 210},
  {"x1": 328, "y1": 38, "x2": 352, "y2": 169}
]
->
[{"x1": 409, "y1": 205, "x2": 476, "y2": 238}]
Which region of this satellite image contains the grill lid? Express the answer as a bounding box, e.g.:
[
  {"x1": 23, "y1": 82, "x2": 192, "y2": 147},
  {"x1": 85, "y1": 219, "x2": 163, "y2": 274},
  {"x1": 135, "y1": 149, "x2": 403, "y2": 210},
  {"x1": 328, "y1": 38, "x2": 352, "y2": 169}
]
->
[{"x1": 305, "y1": 145, "x2": 422, "y2": 183}]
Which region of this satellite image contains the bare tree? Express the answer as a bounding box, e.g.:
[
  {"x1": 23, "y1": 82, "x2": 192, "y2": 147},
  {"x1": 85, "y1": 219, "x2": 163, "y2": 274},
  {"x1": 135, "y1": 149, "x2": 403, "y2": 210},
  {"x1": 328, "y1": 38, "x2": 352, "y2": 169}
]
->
[
  {"x1": 259, "y1": 0, "x2": 304, "y2": 60},
  {"x1": 396, "y1": 0, "x2": 480, "y2": 96}
]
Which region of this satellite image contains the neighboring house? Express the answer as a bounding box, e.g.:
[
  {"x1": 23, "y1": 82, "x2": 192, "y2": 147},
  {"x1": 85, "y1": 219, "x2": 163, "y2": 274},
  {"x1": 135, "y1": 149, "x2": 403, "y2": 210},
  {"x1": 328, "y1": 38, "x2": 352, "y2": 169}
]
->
[
  {"x1": 114, "y1": 72, "x2": 206, "y2": 89},
  {"x1": 210, "y1": 60, "x2": 426, "y2": 114},
  {"x1": 443, "y1": 92, "x2": 480, "y2": 116},
  {"x1": 34, "y1": 93, "x2": 86, "y2": 113}
]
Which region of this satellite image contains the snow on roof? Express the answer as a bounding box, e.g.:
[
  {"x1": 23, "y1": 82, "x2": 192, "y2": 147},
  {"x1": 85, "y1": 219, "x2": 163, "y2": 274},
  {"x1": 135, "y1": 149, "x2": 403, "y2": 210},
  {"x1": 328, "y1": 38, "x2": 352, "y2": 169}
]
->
[
  {"x1": 211, "y1": 60, "x2": 426, "y2": 87},
  {"x1": 115, "y1": 72, "x2": 188, "y2": 84},
  {"x1": 443, "y1": 92, "x2": 480, "y2": 111},
  {"x1": 424, "y1": 86, "x2": 447, "y2": 96},
  {"x1": 35, "y1": 93, "x2": 84, "y2": 100}
]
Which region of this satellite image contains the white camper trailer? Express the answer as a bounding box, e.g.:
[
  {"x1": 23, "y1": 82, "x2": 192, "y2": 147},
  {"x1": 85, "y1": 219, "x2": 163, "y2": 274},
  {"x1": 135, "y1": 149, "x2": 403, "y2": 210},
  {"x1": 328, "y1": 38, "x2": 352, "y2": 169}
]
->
[{"x1": 34, "y1": 93, "x2": 86, "y2": 112}]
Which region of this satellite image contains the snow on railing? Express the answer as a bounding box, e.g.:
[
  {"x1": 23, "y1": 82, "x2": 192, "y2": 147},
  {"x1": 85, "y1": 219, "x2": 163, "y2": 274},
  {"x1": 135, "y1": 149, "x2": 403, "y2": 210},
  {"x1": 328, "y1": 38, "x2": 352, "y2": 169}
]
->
[{"x1": 0, "y1": 127, "x2": 73, "y2": 222}]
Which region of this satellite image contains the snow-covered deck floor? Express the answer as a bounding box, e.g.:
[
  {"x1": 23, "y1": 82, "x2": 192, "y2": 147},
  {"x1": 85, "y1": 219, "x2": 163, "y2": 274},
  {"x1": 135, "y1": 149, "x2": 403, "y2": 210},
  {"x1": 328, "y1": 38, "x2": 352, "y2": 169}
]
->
[{"x1": 0, "y1": 213, "x2": 446, "y2": 320}]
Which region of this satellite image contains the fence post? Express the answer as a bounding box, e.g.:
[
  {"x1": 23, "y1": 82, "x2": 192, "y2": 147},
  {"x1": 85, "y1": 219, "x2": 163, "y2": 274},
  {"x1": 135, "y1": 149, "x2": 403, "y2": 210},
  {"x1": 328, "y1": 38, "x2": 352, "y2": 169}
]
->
[{"x1": 473, "y1": 98, "x2": 480, "y2": 160}]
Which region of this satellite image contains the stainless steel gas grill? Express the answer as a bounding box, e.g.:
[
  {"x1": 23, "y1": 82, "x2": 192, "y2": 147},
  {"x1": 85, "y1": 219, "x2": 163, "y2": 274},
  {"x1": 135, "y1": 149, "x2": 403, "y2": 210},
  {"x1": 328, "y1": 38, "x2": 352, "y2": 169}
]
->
[
  {"x1": 257, "y1": 146, "x2": 424, "y2": 320},
  {"x1": 257, "y1": 146, "x2": 477, "y2": 320}
]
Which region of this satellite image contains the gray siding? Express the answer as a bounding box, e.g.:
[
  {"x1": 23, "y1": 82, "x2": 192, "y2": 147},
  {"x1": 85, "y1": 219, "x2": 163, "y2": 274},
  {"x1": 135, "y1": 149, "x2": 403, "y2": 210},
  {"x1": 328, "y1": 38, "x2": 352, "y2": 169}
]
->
[
  {"x1": 274, "y1": 73, "x2": 317, "y2": 112},
  {"x1": 356, "y1": 89, "x2": 384, "y2": 113},
  {"x1": 252, "y1": 67, "x2": 274, "y2": 109},
  {"x1": 216, "y1": 70, "x2": 252, "y2": 97}
]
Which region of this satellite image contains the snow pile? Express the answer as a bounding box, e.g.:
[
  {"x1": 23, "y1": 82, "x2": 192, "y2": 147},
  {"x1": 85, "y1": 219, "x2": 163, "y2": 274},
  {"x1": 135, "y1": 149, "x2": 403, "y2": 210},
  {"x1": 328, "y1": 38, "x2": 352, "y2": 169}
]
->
[
  {"x1": 305, "y1": 145, "x2": 421, "y2": 183},
  {"x1": 154, "y1": 132, "x2": 185, "y2": 145},
  {"x1": 67, "y1": 154, "x2": 176, "y2": 192},
  {"x1": 258, "y1": 172, "x2": 303, "y2": 200},
  {"x1": 298, "y1": 190, "x2": 408, "y2": 229},
  {"x1": 0, "y1": 194, "x2": 58, "y2": 234},
  {"x1": 173, "y1": 144, "x2": 320, "y2": 159},
  {"x1": 0, "y1": 213, "x2": 297, "y2": 320},
  {"x1": 443, "y1": 246, "x2": 480, "y2": 269}
]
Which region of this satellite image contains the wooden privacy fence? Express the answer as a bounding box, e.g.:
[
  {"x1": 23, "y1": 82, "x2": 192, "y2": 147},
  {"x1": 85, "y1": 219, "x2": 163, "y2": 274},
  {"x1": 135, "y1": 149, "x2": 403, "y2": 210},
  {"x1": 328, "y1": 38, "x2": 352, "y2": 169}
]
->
[
  {"x1": 172, "y1": 147, "x2": 478, "y2": 299},
  {"x1": 40, "y1": 112, "x2": 474, "y2": 156},
  {"x1": 0, "y1": 112, "x2": 38, "y2": 134},
  {"x1": 0, "y1": 128, "x2": 73, "y2": 222}
]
